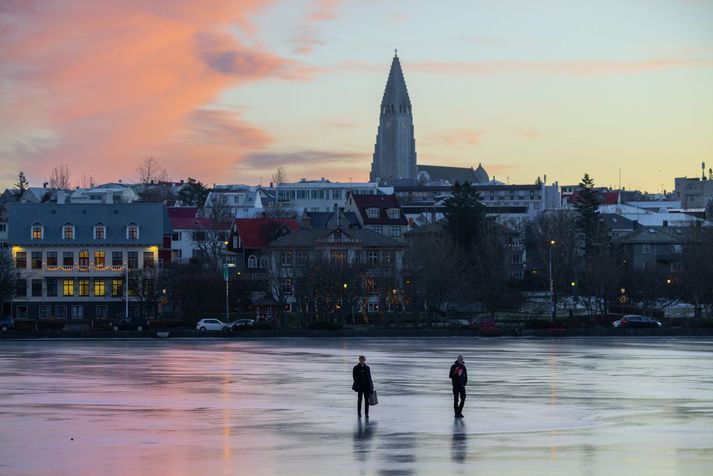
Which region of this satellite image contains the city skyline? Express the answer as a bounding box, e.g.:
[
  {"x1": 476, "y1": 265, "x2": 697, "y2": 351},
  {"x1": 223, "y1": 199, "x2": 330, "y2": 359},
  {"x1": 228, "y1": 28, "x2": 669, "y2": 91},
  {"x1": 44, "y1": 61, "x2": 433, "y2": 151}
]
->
[{"x1": 2, "y1": 0, "x2": 712, "y2": 191}]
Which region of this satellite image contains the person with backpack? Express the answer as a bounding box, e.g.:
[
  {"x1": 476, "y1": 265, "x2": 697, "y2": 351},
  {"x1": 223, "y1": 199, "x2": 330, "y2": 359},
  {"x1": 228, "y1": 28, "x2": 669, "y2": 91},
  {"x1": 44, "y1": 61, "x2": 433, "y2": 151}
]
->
[
  {"x1": 352, "y1": 355, "x2": 374, "y2": 418},
  {"x1": 449, "y1": 355, "x2": 468, "y2": 418}
]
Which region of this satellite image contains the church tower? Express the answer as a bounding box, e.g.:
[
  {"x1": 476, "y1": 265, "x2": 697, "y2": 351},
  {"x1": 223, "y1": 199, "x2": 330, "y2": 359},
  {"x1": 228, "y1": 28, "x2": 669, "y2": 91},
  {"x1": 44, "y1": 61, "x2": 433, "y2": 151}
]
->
[{"x1": 370, "y1": 52, "x2": 417, "y2": 184}]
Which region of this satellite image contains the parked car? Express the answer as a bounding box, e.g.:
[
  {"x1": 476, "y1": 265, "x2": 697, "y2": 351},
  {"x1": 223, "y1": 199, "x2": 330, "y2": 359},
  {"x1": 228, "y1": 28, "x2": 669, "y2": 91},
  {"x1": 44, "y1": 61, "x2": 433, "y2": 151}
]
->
[
  {"x1": 445, "y1": 319, "x2": 472, "y2": 328},
  {"x1": 468, "y1": 317, "x2": 503, "y2": 336},
  {"x1": 612, "y1": 315, "x2": 662, "y2": 328},
  {"x1": 111, "y1": 317, "x2": 150, "y2": 331},
  {"x1": 0, "y1": 316, "x2": 14, "y2": 332},
  {"x1": 196, "y1": 318, "x2": 230, "y2": 331},
  {"x1": 230, "y1": 319, "x2": 255, "y2": 328}
]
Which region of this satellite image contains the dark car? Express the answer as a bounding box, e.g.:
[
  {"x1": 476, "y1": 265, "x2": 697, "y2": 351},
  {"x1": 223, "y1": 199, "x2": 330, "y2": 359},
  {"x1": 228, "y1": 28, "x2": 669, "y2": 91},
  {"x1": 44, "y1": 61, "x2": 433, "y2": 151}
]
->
[
  {"x1": 613, "y1": 315, "x2": 662, "y2": 328},
  {"x1": 468, "y1": 317, "x2": 503, "y2": 336},
  {"x1": 111, "y1": 317, "x2": 150, "y2": 331},
  {"x1": 0, "y1": 316, "x2": 14, "y2": 332}
]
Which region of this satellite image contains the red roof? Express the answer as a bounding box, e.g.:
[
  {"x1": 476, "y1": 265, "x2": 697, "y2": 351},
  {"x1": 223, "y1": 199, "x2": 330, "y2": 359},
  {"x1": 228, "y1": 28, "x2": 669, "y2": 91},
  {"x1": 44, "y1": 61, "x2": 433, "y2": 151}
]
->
[
  {"x1": 233, "y1": 218, "x2": 299, "y2": 249},
  {"x1": 168, "y1": 207, "x2": 230, "y2": 230},
  {"x1": 349, "y1": 194, "x2": 408, "y2": 225}
]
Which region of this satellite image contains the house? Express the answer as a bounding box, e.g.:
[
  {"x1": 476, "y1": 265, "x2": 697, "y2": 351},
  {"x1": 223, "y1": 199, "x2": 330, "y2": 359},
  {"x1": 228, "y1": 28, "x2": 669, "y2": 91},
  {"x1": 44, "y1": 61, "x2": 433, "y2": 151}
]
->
[
  {"x1": 276, "y1": 178, "x2": 392, "y2": 213},
  {"x1": 7, "y1": 202, "x2": 173, "y2": 320},
  {"x1": 167, "y1": 207, "x2": 230, "y2": 263},
  {"x1": 268, "y1": 226, "x2": 406, "y2": 313},
  {"x1": 616, "y1": 225, "x2": 687, "y2": 277},
  {"x1": 345, "y1": 193, "x2": 408, "y2": 240},
  {"x1": 226, "y1": 217, "x2": 300, "y2": 278}
]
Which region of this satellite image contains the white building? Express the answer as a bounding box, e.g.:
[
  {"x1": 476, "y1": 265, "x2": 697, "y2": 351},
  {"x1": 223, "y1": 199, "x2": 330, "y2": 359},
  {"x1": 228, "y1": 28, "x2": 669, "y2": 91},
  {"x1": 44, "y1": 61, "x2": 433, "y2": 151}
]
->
[{"x1": 276, "y1": 179, "x2": 393, "y2": 213}]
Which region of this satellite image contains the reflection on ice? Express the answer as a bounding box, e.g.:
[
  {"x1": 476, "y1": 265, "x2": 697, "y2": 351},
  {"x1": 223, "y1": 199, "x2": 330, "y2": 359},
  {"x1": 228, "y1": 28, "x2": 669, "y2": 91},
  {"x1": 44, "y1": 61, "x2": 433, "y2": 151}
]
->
[{"x1": 0, "y1": 338, "x2": 712, "y2": 475}]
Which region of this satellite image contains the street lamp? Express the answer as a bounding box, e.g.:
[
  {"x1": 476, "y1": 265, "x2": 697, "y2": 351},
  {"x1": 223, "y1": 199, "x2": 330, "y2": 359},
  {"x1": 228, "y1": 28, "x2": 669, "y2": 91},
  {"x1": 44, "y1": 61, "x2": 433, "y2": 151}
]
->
[
  {"x1": 223, "y1": 263, "x2": 236, "y2": 323},
  {"x1": 548, "y1": 239, "x2": 556, "y2": 320}
]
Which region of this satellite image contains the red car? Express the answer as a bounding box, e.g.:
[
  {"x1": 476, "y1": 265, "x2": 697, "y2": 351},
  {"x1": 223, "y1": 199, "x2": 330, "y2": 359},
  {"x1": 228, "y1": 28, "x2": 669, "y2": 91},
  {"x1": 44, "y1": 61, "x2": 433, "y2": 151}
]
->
[{"x1": 469, "y1": 318, "x2": 503, "y2": 336}]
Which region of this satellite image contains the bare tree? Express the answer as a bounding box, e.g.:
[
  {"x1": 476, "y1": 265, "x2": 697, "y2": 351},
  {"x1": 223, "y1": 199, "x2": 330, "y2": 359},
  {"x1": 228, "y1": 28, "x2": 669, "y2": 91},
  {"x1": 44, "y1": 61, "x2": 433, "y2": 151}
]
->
[
  {"x1": 48, "y1": 164, "x2": 72, "y2": 190},
  {"x1": 271, "y1": 167, "x2": 288, "y2": 186},
  {"x1": 191, "y1": 197, "x2": 231, "y2": 272},
  {"x1": 126, "y1": 266, "x2": 168, "y2": 318},
  {"x1": 136, "y1": 156, "x2": 169, "y2": 184},
  {"x1": 680, "y1": 226, "x2": 713, "y2": 317},
  {"x1": 0, "y1": 249, "x2": 19, "y2": 315}
]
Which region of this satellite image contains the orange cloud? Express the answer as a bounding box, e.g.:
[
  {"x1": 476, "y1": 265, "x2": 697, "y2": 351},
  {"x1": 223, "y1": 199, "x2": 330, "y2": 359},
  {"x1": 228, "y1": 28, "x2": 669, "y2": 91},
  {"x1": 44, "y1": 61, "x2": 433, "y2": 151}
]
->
[
  {"x1": 291, "y1": 0, "x2": 342, "y2": 55},
  {"x1": 426, "y1": 129, "x2": 482, "y2": 148},
  {"x1": 0, "y1": 0, "x2": 311, "y2": 184}
]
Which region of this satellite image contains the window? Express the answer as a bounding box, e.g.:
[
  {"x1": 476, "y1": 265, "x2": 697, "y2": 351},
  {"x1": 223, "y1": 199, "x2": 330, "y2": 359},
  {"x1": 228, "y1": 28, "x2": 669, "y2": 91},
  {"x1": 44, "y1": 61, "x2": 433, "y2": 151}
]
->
[
  {"x1": 39, "y1": 305, "x2": 52, "y2": 319},
  {"x1": 94, "y1": 279, "x2": 106, "y2": 297},
  {"x1": 192, "y1": 231, "x2": 206, "y2": 242},
  {"x1": 280, "y1": 251, "x2": 292, "y2": 267},
  {"x1": 63, "y1": 279, "x2": 74, "y2": 297},
  {"x1": 143, "y1": 251, "x2": 155, "y2": 268},
  {"x1": 112, "y1": 251, "x2": 123, "y2": 267},
  {"x1": 95, "y1": 251, "x2": 105, "y2": 267},
  {"x1": 511, "y1": 253, "x2": 522, "y2": 264},
  {"x1": 671, "y1": 244, "x2": 683, "y2": 254},
  {"x1": 79, "y1": 250, "x2": 89, "y2": 267},
  {"x1": 172, "y1": 249, "x2": 182, "y2": 261},
  {"x1": 642, "y1": 244, "x2": 652, "y2": 255},
  {"x1": 32, "y1": 224, "x2": 43, "y2": 240},
  {"x1": 128, "y1": 251, "x2": 138, "y2": 269},
  {"x1": 96, "y1": 305, "x2": 109, "y2": 319},
  {"x1": 31, "y1": 279, "x2": 42, "y2": 297},
  {"x1": 15, "y1": 251, "x2": 26, "y2": 269},
  {"x1": 366, "y1": 208, "x2": 379, "y2": 219},
  {"x1": 331, "y1": 250, "x2": 346, "y2": 264},
  {"x1": 281, "y1": 278, "x2": 292, "y2": 295},
  {"x1": 94, "y1": 225, "x2": 105, "y2": 240},
  {"x1": 55, "y1": 305, "x2": 66, "y2": 319},
  {"x1": 367, "y1": 251, "x2": 379, "y2": 266},
  {"x1": 530, "y1": 191, "x2": 535, "y2": 199},
  {"x1": 63, "y1": 251, "x2": 74, "y2": 267},
  {"x1": 370, "y1": 226, "x2": 383, "y2": 234},
  {"x1": 31, "y1": 251, "x2": 42, "y2": 269},
  {"x1": 63, "y1": 224, "x2": 75, "y2": 239},
  {"x1": 47, "y1": 252, "x2": 58, "y2": 267},
  {"x1": 387, "y1": 208, "x2": 400, "y2": 219},
  {"x1": 46, "y1": 278, "x2": 57, "y2": 297},
  {"x1": 112, "y1": 279, "x2": 123, "y2": 297},
  {"x1": 71, "y1": 305, "x2": 84, "y2": 319},
  {"x1": 16, "y1": 279, "x2": 27, "y2": 297},
  {"x1": 172, "y1": 232, "x2": 182, "y2": 241},
  {"x1": 260, "y1": 256, "x2": 268, "y2": 268},
  {"x1": 248, "y1": 255, "x2": 257, "y2": 269},
  {"x1": 390, "y1": 226, "x2": 401, "y2": 237},
  {"x1": 367, "y1": 302, "x2": 379, "y2": 313},
  {"x1": 383, "y1": 251, "x2": 394, "y2": 266},
  {"x1": 0, "y1": 224, "x2": 6, "y2": 232},
  {"x1": 510, "y1": 270, "x2": 524, "y2": 279},
  {"x1": 77, "y1": 279, "x2": 89, "y2": 297},
  {"x1": 127, "y1": 224, "x2": 139, "y2": 240},
  {"x1": 296, "y1": 251, "x2": 307, "y2": 267}
]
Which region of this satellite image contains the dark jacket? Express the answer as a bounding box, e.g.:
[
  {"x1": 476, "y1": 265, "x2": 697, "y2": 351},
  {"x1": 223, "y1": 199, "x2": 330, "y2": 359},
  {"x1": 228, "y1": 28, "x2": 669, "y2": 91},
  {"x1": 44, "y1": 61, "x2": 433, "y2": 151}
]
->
[
  {"x1": 449, "y1": 361, "x2": 467, "y2": 388},
  {"x1": 352, "y1": 364, "x2": 374, "y2": 392}
]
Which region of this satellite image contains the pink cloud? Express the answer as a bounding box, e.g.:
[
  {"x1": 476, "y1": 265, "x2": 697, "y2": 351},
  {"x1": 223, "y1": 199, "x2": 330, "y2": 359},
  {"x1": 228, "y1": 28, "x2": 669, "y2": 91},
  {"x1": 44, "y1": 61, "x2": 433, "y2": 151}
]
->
[
  {"x1": 0, "y1": 0, "x2": 313, "y2": 185},
  {"x1": 291, "y1": 0, "x2": 342, "y2": 55},
  {"x1": 426, "y1": 129, "x2": 482, "y2": 148},
  {"x1": 513, "y1": 128, "x2": 541, "y2": 140}
]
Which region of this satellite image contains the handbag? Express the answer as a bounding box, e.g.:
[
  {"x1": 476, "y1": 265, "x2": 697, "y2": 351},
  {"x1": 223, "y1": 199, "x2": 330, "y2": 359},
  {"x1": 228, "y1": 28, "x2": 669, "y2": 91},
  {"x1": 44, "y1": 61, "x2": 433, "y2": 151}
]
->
[
  {"x1": 368, "y1": 390, "x2": 378, "y2": 405},
  {"x1": 352, "y1": 382, "x2": 358, "y2": 392}
]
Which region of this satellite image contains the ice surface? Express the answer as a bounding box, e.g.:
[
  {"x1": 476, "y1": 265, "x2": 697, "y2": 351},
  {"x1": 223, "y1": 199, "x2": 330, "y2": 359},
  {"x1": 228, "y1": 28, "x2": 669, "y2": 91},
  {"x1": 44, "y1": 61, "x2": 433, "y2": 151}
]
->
[{"x1": 0, "y1": 337, "x2": 712, "y2": 475}]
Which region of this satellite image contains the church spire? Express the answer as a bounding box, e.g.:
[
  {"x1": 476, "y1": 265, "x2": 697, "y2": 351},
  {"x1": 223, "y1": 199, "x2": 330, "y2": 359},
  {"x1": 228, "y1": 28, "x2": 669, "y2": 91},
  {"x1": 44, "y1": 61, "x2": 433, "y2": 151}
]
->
[{"x1": 380, "y1": 52, "x2": 412, "y2": 116}]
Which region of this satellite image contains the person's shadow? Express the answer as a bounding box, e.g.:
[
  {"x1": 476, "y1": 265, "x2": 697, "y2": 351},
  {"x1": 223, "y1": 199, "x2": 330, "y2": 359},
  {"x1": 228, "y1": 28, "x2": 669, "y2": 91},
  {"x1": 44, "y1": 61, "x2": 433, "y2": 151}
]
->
[
  {"x1": 451, "y1": 418, "x2": 467, "y2": 464},
  {"x1": 353, "y1": 418, "x2": 377, "y2": 462}
]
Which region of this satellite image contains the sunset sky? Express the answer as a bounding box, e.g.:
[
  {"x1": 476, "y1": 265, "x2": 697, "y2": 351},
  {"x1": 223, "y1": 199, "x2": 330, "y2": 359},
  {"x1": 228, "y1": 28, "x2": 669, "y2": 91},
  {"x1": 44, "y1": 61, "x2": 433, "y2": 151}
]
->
[{"x1": 1, "y1": 0, "x2": 712, "y2": 192}]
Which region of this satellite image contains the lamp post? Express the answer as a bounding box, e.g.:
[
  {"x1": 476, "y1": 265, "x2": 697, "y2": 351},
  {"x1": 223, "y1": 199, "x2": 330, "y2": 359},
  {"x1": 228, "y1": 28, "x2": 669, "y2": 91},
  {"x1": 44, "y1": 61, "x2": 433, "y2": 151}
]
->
[
  {"x1": 125, "y1": 265, "x2": 129, "y2": 319},
  {"x1": 548, "y1": 239, "x2": 556, "y2": 320},
  {"x1": 223, "y1": 263, "x2": 236, "y2": 323}
]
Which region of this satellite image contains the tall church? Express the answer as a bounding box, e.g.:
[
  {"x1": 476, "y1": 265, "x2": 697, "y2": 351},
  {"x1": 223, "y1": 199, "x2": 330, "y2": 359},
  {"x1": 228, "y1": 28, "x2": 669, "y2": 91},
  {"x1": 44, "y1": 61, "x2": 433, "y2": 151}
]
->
[
  {"x1": 370, "y1": 52, "x2": 491, "y2": 186},
  {"x1": 370, "y1": 52, "x2": 418, "y2": 184}
]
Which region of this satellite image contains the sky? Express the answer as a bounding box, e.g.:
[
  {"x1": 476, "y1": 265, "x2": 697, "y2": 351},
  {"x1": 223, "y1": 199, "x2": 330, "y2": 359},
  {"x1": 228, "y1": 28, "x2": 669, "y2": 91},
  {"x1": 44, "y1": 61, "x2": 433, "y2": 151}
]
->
[{"x1": 1, "y1": 0, "x2": 712, "y2": 192}]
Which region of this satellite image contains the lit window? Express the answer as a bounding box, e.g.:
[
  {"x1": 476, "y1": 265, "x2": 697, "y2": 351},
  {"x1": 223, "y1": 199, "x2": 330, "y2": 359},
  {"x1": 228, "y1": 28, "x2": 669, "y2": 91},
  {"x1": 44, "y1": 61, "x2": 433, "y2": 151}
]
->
[
  {"x1": 63, "y1": 225, "x2": 75, "y2": 239},
  {"x1": 79, "y1": 250, "x2": 89, "y2": 267},
  {"x1": 63, "y1": 279, "x2": 75, "y2": 297},
  {"x1": 32, "y1": 224, "x2": 43, "y2": 240},
  {"x1": 95, "y1": 251, "x2": 105, "y2": 267},
  {"x1": 331, "y1": 250, "x2": 347, "y2": 264},
  {"x1": 94, "y1": 279, "x2": 105, "y2": 297},
  {"x1": 78, "y1": 279, "x2": 90, "y2": 297},
  {"x1": 111, "y1": 279, "x2": 123, "y2": 297}
]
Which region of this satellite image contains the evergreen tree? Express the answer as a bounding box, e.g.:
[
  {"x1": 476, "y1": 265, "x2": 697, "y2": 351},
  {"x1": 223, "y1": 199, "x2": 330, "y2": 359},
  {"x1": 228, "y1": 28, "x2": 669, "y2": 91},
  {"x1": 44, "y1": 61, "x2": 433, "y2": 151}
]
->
[
  {"x1": 177, "y1": 178, "x2": 209, "y2": 207},
  {"x1": 443, "y1": 181, "x2": 486, "y2": 250},
  {"x1": 535, "y1": 176, "x2": 543, "y2": 186},
  {"x1": 13, "y1": 171, "x2": 29, "y2": 200},
  {"x1": 574, "y1": 173, "x2": 601, "y2": 254}
]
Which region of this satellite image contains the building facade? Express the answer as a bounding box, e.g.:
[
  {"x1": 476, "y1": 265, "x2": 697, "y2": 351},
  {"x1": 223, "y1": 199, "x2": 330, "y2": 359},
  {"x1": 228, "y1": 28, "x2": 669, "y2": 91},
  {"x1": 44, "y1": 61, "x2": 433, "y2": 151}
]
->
[
  {"x1": 8, "y1": 203, "x2": 172, "y2": 320},
  {"x1": 345, "y1": 193, "x2": 409, "y2": 241},
  {"x1": 275, "y1": 179, "x2": 392, "y2": 212}
]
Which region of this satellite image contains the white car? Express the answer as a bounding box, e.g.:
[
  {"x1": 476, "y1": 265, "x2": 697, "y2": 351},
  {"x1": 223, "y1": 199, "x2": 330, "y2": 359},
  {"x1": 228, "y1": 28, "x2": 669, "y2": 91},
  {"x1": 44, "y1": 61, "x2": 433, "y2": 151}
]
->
[{"x1": 196, "y1": 318, "x2": 230, "y2": 332}]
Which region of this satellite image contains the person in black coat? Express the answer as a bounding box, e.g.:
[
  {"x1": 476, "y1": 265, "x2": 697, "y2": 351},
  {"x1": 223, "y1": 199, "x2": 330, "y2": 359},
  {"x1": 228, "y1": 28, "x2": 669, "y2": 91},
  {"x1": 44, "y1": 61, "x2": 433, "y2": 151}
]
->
[
  {"x1": 449, "y1": 355, "x2": 468, "y2": 418},
  {"x1": 352, "y1": 355, "x2": 374, "y2": 418}
]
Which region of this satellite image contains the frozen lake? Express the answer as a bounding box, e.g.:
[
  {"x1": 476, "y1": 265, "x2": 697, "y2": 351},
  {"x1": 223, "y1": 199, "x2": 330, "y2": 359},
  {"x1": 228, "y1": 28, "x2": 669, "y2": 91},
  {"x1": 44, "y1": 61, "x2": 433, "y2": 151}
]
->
[{"x1": 0, "y1": 338, "x2": 712, "y2": 475}]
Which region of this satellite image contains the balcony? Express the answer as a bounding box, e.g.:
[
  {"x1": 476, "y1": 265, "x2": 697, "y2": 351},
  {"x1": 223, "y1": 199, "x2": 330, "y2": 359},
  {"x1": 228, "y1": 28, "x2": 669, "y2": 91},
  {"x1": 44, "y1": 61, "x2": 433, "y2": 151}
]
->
[{"x1": 41, "y1": 264, "x2": 128, "y2": 276}]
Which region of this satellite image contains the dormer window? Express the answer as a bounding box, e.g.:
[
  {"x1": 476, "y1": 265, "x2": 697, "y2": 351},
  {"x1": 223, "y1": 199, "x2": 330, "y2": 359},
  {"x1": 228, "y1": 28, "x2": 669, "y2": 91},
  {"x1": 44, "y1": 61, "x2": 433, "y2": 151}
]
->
[
  {"x1": 366, "y1": 208, "x2": 379, "y2": 219},
  {"x1": 94, "y1": 224, "x2": 106, "y2": 240},
  {"x1": 31, "y1": 223, "x2": 44, "y2": 240},
  {"x1": 387, "y1": 208, "x2": 400, "y2": 220},
  {"x1": 127, "y1": 223, "x2": 139, "y2": 240},
  {"x1": 63, "y1": 224, "x2": 75, "y2": 240}
]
